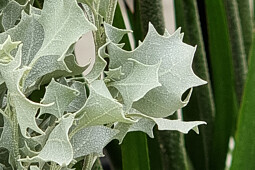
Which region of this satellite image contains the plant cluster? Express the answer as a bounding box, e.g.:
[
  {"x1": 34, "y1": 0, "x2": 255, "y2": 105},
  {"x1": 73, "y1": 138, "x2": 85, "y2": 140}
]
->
[{"x1": 0, "y1": 0, "x2": 205, "y2": 169}]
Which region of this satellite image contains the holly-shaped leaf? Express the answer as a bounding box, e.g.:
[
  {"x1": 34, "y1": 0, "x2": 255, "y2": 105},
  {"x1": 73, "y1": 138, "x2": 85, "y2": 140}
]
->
[
  {"x1": 73, "y1": 80, "x2": 133, "y2": 133},
  {"x1": 0, "y1": 12, "x2": 44, "y2": 67},
  {"x1": 0, "y1": 40, "x2": 49, "y2": 137},
  {"x1": 67, "y1": 81, "x2": 87, "y2": 113},
  {"x1": 21, "y1": 113, "x2": 75, "y2": 166},
  {"x1": 104, "y1": 66, "x2": 124, "y2": 81},
  {"x1": 36, "y1": 113, "x2": 75, "y2": 166},
  {"x1": 39, "y1": 79, "x2": 79, "y2": 119},
  {"x1": 106, "y1": 23, "x2": 206, "y2": 117},
  {"x1": 114, "y1": 117, "x2": 155, "y2": 143},
  {"x1": 71, "y1": 126, "x2": 119, "y2": 158},
  {"x1": 108, "y1": 59, "x2": 161, "y2": 110},
  {"x1": 34, "y1": 0, "x2": 96, "y2": 59},
  {"x1": 0, "y1": 0, "x2": 31, "y2": 31},
  {"x1": 0, "y1": 35, "x2": 20, "y2": 64}
]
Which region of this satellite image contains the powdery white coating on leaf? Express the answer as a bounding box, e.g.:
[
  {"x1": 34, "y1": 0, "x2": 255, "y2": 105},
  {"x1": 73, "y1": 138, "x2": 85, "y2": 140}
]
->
[
  {"x1": 0, "y1": 43, "x2": 49, "y2": 137},
  {"x1": 0, "y1": 35, "x2": 20, "y2": 64},
  {"x1": 39, "y1": 79, "x2": 79, "y2": 118},
  {"x1": 114, "y1": 117, "x2": 155, "y2": 144},
  {"x1": 20, "y1": 0, "x2": 96, "y2": 89},
  {"x1": 19, "y1": 141, "x2": 38, "y2": 158},
  {"x1": 0, "y1": 115, "x2": 14, "y2": 163},
  {"x1": 151, "y1": 118, "x2": 206, "y2": 134},
  {"x1": 71, "y1": 126, "x2": 119, "y2": 158},
  {"x1": 1, "y1": 0, "x2": 27, "y2": 31},
  {"x1": 128, "y1": 112, "x2": 206, "y2": 134},
  {"x1": 67, "y1": 81, "x2": 87, "y2": 113},
  {"x1": 104, "y1": 22, "x2": 132, "y2": 43},
  {"x1": 108, "y1": 59, "x2": 161, "y2": 110},
  {"x1": 73, "y1": 80, "x2": 133, "y2": 133},
  {"x1": 85, "y1": 43, "x2": 107, "y2": 83},
  {"x1": 106, "y1": 23, "x2": 207, "y2": 118},
  {"x1": 34, "y1": 0, "x2": 96, "y2": 59},
  {"x1": 0, "y1": 12, "x2": 44, "y2": 67},
  {"x1": 104, "y1": 66, "x2": 124, "y2": 81},
  {"x1": 36, "y1": 113, "x2": 75, "y2": 166},
  {"x1": 23, "y1": 55, "x2": 70, "y2": 90}
]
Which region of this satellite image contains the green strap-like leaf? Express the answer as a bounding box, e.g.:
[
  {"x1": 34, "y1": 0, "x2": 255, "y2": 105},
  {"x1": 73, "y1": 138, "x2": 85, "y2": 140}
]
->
[
  {"x1": 204, "y1": 0, "x2": 239, "y2": 169},
  {"x1": 236, "y1": 0, "x2": 252, "y2": 59},
  {"x1": 230, "y1": 33, "x2": 255, "y2": 170},
  {"x1": 121, "y1": 132, "x2": 150, "y2": 170},
  {"x1": 224, "y1": 0, "x2": 247, "y2": 103},
  {"x1": 174, "y1": 1, "x2": 215, "y2": 169}
]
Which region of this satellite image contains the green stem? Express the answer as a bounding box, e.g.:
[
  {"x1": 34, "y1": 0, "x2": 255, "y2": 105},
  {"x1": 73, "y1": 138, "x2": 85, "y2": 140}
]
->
[
  {"x1": 91, "y1": 158, "x2": 103, "y2": 170},
  {"x1": 82, "y1": 154, "x2": 97, "y2": 170},
  {"x1": 7, "y1": 100, "x2": 20, "y2": 168}
]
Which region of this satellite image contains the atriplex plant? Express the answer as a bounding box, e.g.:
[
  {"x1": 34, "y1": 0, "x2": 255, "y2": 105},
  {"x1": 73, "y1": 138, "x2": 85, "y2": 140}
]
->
[{"x1": 0, "y1": 0, "x2": 206, "y2": 169}]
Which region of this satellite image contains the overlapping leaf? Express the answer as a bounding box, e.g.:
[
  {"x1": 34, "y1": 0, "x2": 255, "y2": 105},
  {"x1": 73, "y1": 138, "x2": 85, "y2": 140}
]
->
[
  {"x1": 21, "y1": 113, "x2": 75, "y2": 166},
  {"x1": 108, "y1": 59, "x2": 161, "y2": 110},
  {"x1": 39, "y1": 79, "x2": 79, "y2": 119},
  {"x1": 0, "y1": 12, "x2": 44, "y2": 67},
  {"x1": 0, "y1": 40, "x2": 48, "y2": 137},
  {"x1": 71, "y1": 126, "x2": 119, "y2": 158},
  {"x1": 105, "y1": 23, "x2": 206, "y2": 117},
  {"x1": 0, "y1": 0, "x2": 30, "y2": 31},
  {"x1": 73, "y1": 80, "x2": 133, "y2": 134},
  {"x1": 67, "y1": 81, "x2": 87, "y2": 113},
  {"x1": 0, "y1": 0, "x2": 96, "y2": 91},
  {"x1": 24, "y1": 0, "x2": 96, "y2": 89},
  {"x1": 0, "y1": 115, "x2": 15, "y2": 169},
  {"x1": 74, "y1": 80, "x2": 133, "y2": 128},
  {"x1": 0, "y1": 35, "x2": 20, "y2": 64},
  {"x1": 114, "y1": 111, "x2": 206, "y2": 143}
]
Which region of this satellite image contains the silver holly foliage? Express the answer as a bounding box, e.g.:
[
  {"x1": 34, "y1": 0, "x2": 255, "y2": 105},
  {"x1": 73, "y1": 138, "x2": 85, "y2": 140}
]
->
[{"x1": 0, "y1": 0, "x2": 206, "y2": 169}]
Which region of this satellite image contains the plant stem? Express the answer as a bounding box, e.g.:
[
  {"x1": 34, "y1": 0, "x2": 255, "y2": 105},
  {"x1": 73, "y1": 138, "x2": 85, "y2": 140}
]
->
[
  {"x1": 82, "y1": 154, "x2": 97, "y2": 170},
  {"x1": 8, "y1": 101, "x2": 20, "y2": 168}
]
